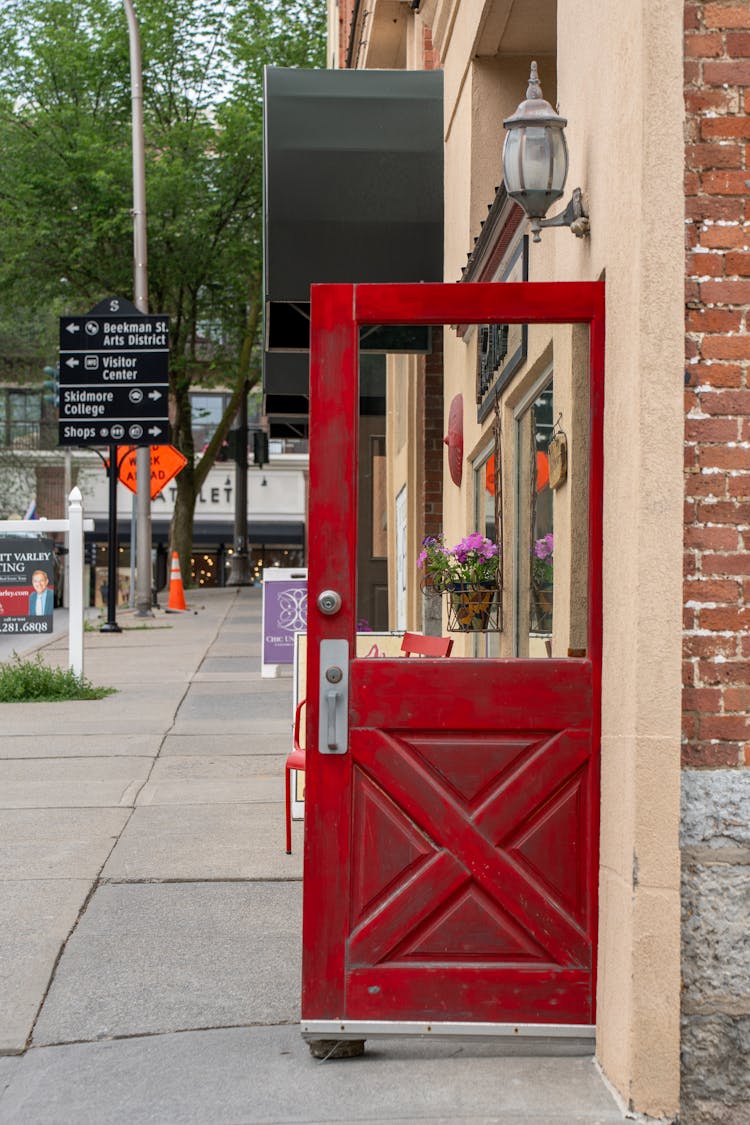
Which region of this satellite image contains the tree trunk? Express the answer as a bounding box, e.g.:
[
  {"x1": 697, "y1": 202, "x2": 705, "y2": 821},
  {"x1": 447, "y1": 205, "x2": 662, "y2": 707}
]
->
[
  {"x1": 172, "y1": 461, "x2": 197, "y2": 587},
  {"x1": 170, "y1": 373, "x2": 197, "y2": 586}
]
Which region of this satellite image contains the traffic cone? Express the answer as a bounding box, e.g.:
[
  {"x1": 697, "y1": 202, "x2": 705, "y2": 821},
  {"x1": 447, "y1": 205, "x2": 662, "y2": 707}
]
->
[{"x1": 166, "y1": 551, "x2": 188, "y2": 612}]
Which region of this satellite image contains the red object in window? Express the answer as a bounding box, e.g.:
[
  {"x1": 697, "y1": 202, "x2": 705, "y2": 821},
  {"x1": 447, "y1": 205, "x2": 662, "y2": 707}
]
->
[
  {"x1": 485, "y1": 454, "x2": 496, "y2": 496},
  {"x1": 537, "y1": 450, "x2": 550, "y2": 492}
]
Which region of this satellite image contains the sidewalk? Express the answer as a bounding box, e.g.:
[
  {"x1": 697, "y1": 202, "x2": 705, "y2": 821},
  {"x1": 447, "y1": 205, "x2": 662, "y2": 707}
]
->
[{"x1": 0, "y1": 588, "x2": 624, "y2": 1124}]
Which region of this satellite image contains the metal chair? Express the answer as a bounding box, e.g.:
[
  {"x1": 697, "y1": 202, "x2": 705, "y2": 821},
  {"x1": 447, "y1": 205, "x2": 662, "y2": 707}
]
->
[{"x1": 401, "y1": 631, "x2": 454, "y2": 657}]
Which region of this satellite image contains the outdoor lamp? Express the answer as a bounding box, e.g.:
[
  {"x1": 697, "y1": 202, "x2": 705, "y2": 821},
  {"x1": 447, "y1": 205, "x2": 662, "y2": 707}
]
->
[{"x1": 502, "y1": 62, "x2": 589, "y2": 244}]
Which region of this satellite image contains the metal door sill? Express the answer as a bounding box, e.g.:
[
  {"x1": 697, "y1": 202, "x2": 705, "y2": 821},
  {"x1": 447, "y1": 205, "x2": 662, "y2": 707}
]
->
[{"x1": 301, "y1": 1020, "x2": 595, "y2": 1055}]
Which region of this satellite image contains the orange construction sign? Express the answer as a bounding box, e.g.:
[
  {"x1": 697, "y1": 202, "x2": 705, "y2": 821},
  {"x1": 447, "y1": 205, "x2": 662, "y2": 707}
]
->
[{"x1": 116, "y1": 445, "x2": 188, "y2": 500}]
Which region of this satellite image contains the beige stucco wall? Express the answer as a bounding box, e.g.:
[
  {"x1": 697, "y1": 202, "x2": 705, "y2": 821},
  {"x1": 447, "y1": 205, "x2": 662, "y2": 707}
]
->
[{"x1": 436, "y1": 0, "x2": 685, "y2": 1114}]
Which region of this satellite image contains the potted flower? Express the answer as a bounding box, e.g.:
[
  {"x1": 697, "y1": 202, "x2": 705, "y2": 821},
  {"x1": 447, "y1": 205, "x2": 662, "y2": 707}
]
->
[
  {"x1": 418, "y1": 533, "x2": 500, "y2": 630},
  {"x1": 532, "y1": 532, "x2": 553, "y2": 631}
]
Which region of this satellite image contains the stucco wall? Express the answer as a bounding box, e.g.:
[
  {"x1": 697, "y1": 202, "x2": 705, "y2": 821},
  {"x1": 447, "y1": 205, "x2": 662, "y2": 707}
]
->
[
  {"x1": 556, "y1": 1, "x2": 685, "y2": 1115},
  {"x1": 346, "y1": 0, "x2": 686, "y2": 1114},
  {"x1": 438, "y1": 0, "x2": 685, "y2": 1114}
]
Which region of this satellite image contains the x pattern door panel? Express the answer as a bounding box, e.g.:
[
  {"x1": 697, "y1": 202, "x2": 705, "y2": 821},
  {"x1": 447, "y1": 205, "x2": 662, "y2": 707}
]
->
[{"x1": 344, "y1": 662, "x2": 595, "y2": 1024}]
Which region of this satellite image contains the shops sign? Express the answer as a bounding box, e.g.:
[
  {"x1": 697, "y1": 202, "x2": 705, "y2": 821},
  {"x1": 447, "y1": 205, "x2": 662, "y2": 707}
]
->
[{"x1": 58, "y1": 296, "x2": 170, "y2": 447}]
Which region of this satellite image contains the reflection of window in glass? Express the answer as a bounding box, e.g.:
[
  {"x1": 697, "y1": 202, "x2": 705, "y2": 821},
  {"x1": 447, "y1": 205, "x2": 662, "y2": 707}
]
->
[
  {"x1": 371, "y1": 436, "x2": 387, "y2": 558},
  {"x1": 474, "y1": 442, "x2": 501, "y2": 657},
  {"x1": 395, "y1": 486, "x2": 407, "y2": 630},
  {"x1": 8, "y1": 391, "x2": 41, "y2": 444},
  {"x1": 191, "y1": 393, "x2": 228, "y2": 453},
  {"x1": 514, "y1": 374, "x2": 554, "y2": 656},
  {"x1": 473, "y1": 442, "x2": 496, "y2": 544}
]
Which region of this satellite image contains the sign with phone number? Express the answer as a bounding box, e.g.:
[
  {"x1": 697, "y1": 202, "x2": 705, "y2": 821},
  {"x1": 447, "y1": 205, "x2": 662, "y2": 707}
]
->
[{"x1": 0, "y1": 537, "x2": 55, "y2": 635}]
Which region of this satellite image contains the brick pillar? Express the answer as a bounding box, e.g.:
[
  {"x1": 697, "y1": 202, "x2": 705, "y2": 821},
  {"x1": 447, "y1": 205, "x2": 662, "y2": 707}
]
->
[{"x1": 682, "y1": 5, "x2": 750, "y2": 1122}]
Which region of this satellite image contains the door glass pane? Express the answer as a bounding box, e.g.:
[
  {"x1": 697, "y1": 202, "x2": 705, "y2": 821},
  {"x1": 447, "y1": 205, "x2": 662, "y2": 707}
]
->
[
  {"x1": 354, "y1": 322, "x2": 588, "y2": 659},
  {"x1": 515, "y1": 379, "x2": 554, "y2": 656}
]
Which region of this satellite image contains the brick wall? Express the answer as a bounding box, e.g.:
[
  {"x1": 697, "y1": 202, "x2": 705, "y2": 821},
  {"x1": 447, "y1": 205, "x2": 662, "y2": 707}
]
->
[
  {"x1": 684, "y1": 0, "x2": 750, "y2": 769},
  {"x1": 422, "y1": 327, "x2": 444, "y2": 545},
  {"x1": 423, "y1": 26, "x2": 440, "y2": 70},
  {"x1": 682, "y1": 7, "x2": 750, "y2": 1123}
]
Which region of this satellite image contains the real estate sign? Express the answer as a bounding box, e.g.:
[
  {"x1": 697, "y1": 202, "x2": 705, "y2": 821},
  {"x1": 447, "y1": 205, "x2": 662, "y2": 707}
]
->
[{"x1": 0, "y1": 537, "x2": 56, "y2": 634}]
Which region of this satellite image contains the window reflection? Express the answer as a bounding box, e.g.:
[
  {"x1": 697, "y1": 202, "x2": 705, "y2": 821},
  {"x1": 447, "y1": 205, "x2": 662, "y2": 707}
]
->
[{"x1": 515, "y1": 377, "x2": 554, "y2": 656}]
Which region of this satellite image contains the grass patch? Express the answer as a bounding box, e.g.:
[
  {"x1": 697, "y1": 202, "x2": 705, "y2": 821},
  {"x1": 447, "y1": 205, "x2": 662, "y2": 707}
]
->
[
  {"x1": 122, "y1": 624, "x2": 172, "y2": 631},
  {"x1": 0, "y1": 654, "x2": 116, "y2": 702}
]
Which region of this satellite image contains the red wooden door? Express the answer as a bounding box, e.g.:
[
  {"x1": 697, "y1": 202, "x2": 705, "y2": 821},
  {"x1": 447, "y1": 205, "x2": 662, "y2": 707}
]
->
[{"x1": 302, "y1": 282, "x2": 604, "y2": 1036}]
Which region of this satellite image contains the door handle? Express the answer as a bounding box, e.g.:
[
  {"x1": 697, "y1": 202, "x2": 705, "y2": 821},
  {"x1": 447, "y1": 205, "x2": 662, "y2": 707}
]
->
[
  {"x1": 326, "y1": 689, "x2": 340, "y2": 749},
  {"x1": 318, "y1": 639, "x2": 349, "y2": 755}
]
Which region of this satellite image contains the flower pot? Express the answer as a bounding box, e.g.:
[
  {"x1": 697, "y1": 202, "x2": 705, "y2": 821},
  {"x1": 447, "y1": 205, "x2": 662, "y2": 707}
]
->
[
  {"x1": 531, "y1": 583, "x2": 553, "y2": 633},
  {"x1": 447, "y1": 581, "x2": 498, "y2": 632}
]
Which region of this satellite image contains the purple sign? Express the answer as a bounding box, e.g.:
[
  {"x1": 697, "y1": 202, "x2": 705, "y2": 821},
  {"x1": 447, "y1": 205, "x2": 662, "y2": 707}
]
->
[{"x1": 262, "y1": 570, "x2": 308, "y2": 672}]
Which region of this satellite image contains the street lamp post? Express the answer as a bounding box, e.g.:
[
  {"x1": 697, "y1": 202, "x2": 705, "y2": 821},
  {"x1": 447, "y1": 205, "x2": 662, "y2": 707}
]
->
[{"x1": 123, "y1": 0, "x2": 153, "y2": 616}]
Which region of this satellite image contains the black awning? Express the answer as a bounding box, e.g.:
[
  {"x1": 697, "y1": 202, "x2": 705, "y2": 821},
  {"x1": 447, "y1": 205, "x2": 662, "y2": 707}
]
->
[
  {"x1": 263, "y1": 66, "x2": 443, "y2": 413},
  {"x1": 86, "y1": 520, "x2": 305, "y2": 546}
]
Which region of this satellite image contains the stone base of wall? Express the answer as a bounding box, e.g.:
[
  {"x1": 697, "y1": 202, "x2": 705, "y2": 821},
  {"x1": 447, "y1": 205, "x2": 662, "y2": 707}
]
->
[{"x1": 681, "y1": 770, "x2": 750, "y2": 1124}]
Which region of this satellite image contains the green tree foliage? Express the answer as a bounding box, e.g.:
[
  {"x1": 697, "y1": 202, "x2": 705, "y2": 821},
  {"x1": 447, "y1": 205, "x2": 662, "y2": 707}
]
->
[{"x1": 0, "y1": 0, "x2": 325, "y2": 578}]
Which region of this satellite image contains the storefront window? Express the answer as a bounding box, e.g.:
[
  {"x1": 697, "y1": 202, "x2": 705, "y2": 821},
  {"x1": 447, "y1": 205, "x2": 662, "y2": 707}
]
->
[
  {"x1": 514, "y1": 375, "x2": 554, "y2": 656},
  {"x1": 473, "y1": 442, "x2": 501, "y2": 656}
]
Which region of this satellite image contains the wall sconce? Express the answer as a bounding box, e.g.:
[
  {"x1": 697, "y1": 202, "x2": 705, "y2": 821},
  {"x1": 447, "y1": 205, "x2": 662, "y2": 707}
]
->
[{"x1": 502, "y1": 62, "x2": 590, "y2": 244}]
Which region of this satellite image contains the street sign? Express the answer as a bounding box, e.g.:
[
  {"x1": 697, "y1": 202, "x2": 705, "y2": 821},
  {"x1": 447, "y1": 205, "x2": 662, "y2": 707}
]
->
[
  {"x1": 58, "y1": 296, "x2": 170, "y2": 447},
  {"x1": 59, "y1": 419, "x2": 169, "y2": 446},
  {"x1": 59, "y1": 350, "x2": 168, "y2": 383},
  {"x1": 115, "y1": 445, "x2": 188, "y2": 500},
  {"x1": 59, "y1": 385, "x2": 167, "y2": 418}
]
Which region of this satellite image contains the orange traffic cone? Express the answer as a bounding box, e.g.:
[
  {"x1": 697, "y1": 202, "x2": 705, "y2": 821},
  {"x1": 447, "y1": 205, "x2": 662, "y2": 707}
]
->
[{"x1": 166, "y1": 551, "x2": 188, "y2": 612}]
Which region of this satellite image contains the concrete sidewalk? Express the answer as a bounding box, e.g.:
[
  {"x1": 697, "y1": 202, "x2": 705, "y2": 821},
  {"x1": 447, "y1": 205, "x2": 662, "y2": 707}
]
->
[{"x1": 0, "y1": 588, "x2": 625, "y2": 1124}]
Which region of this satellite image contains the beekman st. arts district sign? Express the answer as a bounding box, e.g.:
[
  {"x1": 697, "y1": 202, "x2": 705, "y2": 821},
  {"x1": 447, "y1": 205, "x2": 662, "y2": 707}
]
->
[{"x1": 58, "y1": 297, "x2": 170, "y2": 447}]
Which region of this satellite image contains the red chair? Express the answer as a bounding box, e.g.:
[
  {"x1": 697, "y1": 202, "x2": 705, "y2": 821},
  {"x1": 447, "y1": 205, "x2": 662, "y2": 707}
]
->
[
  {"x1": 285, "y1": 699, "x2": 306, "y2": 855},
  {"x1": 401, "y1": 631, "x2": 454, "y2": 657},
  {"x1": 284, "y1": 634, "x2": 452, "y2": 852}
]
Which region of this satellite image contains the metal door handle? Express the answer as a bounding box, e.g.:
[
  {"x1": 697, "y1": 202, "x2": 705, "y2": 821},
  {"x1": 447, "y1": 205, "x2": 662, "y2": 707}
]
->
[
  {"x1": 326, "y1": 690, "x2": 340, "y2": 749},
  {"x1": 318, "y1": 639, "x2": 349, "y2": 755}
]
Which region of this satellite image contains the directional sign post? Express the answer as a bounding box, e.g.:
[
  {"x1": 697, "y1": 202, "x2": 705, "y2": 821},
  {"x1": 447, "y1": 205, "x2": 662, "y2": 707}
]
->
[{"x1": 58, "y1": 296, "x2": 169, "y2": 447}]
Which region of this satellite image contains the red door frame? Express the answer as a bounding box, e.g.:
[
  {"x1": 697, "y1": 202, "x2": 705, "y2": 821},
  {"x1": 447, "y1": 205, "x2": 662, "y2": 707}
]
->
[{"x1": 302, "y1": 281, "x2": 605, "y2": 1032}]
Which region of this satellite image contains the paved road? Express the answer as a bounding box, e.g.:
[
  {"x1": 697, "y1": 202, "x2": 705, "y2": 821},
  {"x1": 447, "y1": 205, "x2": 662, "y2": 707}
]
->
[{"x1": 0, "y1": 588, "x2": 624, "y2": 1123}]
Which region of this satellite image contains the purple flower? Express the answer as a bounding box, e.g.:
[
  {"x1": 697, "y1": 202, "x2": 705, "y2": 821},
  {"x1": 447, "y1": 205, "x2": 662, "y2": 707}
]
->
[{"x1": 533, "y1": 533, "x2": 554, "y2": 560}]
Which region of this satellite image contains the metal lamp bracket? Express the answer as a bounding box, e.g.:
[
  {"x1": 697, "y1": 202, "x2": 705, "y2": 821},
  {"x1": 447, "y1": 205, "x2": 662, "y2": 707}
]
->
[{"x1": 530, "y1": 187, "x2": 590, "y2": 243}]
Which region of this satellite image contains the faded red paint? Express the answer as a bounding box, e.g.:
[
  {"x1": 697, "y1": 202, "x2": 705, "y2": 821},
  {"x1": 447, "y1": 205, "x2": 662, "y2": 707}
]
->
[{"x1": 302, "y1": 281, "x2": 605, "y2": 1027}]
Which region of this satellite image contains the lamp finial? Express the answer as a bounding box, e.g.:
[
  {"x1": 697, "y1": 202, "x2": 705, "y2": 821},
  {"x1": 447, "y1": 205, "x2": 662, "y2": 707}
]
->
[{"x1": 526, "y1": 61, "x2": 542, "y2": 101}]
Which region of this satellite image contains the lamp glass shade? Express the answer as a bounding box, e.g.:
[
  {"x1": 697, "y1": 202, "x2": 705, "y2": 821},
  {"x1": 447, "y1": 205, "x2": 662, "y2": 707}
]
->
[{"x1": 502, "y1": 123, "x2": 569, "y2": 219}]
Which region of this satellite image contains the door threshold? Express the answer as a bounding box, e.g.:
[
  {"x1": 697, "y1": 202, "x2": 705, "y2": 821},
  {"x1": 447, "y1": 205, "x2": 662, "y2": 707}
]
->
[{"x1": 301, "y1": 1020, "x2": 595, "y2": 1056}]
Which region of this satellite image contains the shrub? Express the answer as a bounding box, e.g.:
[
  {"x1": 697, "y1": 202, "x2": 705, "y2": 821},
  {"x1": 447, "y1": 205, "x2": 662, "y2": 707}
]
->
[{"x1": 0, "y1": 654, "x2": 115, "y2": 702}]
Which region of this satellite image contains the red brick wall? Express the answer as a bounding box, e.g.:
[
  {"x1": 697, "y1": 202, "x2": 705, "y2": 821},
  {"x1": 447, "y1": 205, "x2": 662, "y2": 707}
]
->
[
  {"x1": 338, "y1": 0, "x2": 356, "y2": 69},
  {"x1": 422, "y1": 328, "x2": 444, "y2": 544},
  {"x1": 423, "y1": 27, "x2": 440, "y2": 70},
  {"x1": 684, "y1": 1, "x2": 750, "y2": 767}
]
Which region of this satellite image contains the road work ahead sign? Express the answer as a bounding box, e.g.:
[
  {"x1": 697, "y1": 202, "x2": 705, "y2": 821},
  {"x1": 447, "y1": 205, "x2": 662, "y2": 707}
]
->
[{"x1": 115, "y1": 445, "x2": 188, "y2": 500}]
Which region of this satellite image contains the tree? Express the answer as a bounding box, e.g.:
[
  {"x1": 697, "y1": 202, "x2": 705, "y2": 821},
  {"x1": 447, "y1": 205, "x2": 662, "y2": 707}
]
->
[{"x1": 0, "y1": 0, "x2": 325, "y2": 580}]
